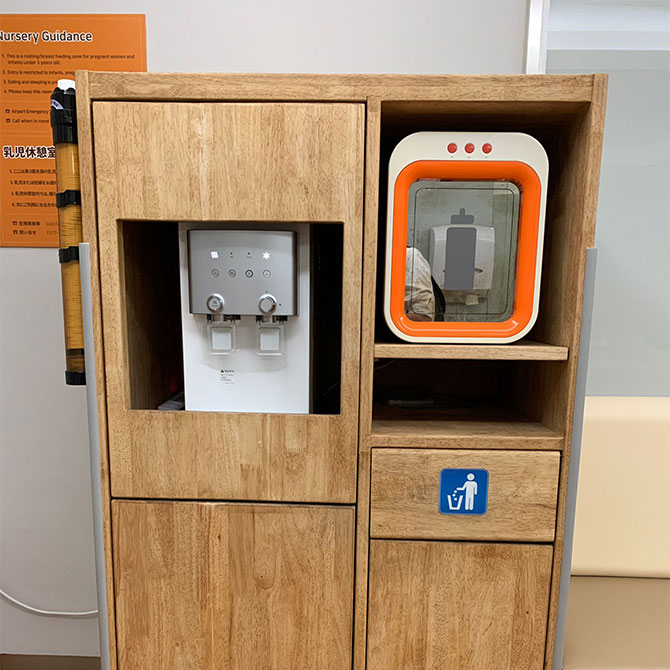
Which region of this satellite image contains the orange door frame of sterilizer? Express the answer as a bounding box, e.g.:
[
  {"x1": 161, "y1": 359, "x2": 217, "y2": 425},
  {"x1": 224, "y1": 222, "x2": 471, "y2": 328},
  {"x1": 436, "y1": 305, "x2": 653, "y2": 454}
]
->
[{"x1": 384, "y1": 132, "x2": 549, "y2": 344}]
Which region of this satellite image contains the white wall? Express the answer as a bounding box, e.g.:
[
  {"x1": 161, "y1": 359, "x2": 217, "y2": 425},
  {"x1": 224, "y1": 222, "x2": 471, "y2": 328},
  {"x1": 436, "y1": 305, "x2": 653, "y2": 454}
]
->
[
  {"x1": 0, "y1": 0, "x2": 531, "y2": 657},
  {"x1": 0, "y1": 250, "x2": 100, "y2": 656}
]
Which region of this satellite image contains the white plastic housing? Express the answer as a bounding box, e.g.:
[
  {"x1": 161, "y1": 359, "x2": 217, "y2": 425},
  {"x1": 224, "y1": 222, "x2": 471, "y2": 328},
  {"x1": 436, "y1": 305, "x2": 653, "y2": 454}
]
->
[{"x1": 180, "y1": 222, "x2": 310, "y2": 413}]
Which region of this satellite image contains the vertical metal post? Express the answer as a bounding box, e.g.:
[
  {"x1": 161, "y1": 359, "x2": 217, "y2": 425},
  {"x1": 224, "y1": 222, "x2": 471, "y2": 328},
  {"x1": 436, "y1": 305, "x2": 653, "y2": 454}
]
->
[
  {"x1": 525, "y1": 0, "x2": 551, "y2": 74},
  {"x1": 553, "y1": 247, "x2": 598, "y2": 670},
  {"x1": 79, "y1": 242, "x2": 111, "y2": 670}
]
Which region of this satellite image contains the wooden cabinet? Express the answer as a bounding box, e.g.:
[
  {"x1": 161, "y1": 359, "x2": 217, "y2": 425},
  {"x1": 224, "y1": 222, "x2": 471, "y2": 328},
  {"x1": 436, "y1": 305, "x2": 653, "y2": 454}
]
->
[
  {"x1": 113, "y1": 501, "x2": 355, "y2": 670},
  {"x1": 371, "y1": 448, "x2": 560, "y2": 541},
  {"x1": 75, "y1": 72, "x2": 607, "y2": 670},
  {"x1": 367, "y1": 540, "x2": 553, "y2": 670}
]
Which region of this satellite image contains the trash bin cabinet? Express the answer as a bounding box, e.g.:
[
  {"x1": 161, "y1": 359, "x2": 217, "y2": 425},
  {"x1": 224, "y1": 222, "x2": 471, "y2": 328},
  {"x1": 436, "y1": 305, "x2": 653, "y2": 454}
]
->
[
  {"x1": 366, "y1": 449, "x2": 560, "y2": 669},
  {"x1": 367, "y1": 540, "x2": 553, "y2": 670}
]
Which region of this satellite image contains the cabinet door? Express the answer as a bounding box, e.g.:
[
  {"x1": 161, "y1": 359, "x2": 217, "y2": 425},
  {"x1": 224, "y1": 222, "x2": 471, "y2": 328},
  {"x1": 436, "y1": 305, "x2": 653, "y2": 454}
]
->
[
  {"x1": 113, "y1": 501, "x2": 355, "y2": 670},
  {"x1": 367, "y1": 540, "x2": 552, "y2": 670}
]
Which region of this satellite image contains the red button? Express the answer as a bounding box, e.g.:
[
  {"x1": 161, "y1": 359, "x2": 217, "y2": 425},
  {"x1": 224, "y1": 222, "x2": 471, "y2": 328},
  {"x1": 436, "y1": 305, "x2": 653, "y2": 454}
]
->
[
  {"x1": 465, "y1": 143, "x2": 475, "y2": 154},
  {"x1": 447, "y1": 142, "x2": 457, "y2": 153},
  {"x1": 482, "y1": 143, "x2": 492, "y2": 154}
]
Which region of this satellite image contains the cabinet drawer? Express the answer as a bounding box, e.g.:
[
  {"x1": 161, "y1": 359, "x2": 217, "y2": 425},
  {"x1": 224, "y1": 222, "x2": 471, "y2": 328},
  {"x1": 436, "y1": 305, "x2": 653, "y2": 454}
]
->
[{"x1": 371, "y1": 448, "x2": 560, "y2": 541}]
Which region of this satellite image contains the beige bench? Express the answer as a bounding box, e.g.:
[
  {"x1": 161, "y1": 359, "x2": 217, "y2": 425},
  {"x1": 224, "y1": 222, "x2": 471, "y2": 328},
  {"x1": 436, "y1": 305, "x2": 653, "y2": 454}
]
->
[{"x1": 564, "y1": 397, "x2": 670, "y2": 670}]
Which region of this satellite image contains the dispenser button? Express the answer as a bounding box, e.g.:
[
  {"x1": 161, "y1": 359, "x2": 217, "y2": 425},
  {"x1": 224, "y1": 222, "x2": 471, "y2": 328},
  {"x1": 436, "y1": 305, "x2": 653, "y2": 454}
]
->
[
  {"x1": 258, "y1": 294, "x2": 278, "y2": 314},
  {"x1": 206, "y1": 294, "x2": 224, "y2": 313},
  {"x1": 465, "y1": 143, "x2": 475, "y2": 154},
  {"x1": 245, "y1": 269, "x2": 254, "y2": 278}
]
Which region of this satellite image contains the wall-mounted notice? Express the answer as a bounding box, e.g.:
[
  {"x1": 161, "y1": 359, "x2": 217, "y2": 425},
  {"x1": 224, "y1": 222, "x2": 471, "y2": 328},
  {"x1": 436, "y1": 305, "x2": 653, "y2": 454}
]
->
[{"x1": 0, "y1": 14, "x2": 146, "y2": 247}]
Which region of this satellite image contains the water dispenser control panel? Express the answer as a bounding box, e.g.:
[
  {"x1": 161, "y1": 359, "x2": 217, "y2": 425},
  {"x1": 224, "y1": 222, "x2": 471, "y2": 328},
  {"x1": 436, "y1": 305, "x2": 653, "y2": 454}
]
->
[{"x1": 187, "y1": 229, "x2": 297, "y2": 316}]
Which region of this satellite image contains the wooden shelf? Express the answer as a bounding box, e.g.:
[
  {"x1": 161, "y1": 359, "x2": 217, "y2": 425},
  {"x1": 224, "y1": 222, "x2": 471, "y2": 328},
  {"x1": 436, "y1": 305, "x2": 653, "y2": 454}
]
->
[
  {"x1": 368, "y1": 404, "x2": 564, "y2": 450},
  {"x1": 373, "y1": 340, "x2": 568, "y2": 361}
]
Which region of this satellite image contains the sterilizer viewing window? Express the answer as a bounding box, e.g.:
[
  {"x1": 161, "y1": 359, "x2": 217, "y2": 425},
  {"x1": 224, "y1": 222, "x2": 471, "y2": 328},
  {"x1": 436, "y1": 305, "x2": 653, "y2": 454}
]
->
[{"x1": 405, "y1": 180, "x2": 520, "y2": 324}]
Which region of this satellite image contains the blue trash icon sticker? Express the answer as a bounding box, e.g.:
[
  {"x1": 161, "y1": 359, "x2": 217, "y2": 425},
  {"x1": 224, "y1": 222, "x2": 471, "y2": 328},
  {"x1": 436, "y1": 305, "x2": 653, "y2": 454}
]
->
[{"x1": 439, "y1": 468, "x2": 489, "y2": 515}]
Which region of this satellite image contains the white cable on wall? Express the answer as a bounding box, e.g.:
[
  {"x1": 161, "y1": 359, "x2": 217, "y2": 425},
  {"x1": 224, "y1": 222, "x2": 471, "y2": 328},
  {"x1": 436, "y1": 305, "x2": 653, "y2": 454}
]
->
[{"x1": 0, "y1": 587, "x2": 98, "y2": 618}]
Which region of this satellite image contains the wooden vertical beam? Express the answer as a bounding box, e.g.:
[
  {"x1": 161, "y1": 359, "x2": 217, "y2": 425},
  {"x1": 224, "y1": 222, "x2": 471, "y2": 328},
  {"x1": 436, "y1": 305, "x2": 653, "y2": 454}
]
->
[{"x1": 353, "y1": 97, "x2": 381, "y2": 670}]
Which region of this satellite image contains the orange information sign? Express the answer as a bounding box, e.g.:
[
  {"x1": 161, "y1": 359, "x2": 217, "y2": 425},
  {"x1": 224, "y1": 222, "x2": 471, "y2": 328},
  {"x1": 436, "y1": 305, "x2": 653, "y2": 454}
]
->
[{"x1": 0, "y1": 14, "x2": 146, "y2": 247}]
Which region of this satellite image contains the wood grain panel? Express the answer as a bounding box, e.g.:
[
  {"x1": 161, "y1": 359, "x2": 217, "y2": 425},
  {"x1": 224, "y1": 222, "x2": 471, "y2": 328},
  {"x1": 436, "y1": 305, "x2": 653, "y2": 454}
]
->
[
  {"x1": 371, "y1": 449, "x2": 560, "y2": 541},
  {"x1": 113, "y1": 501, "x2": 354, "y2": 670},
  {"x1": 369, "y1": 405, "x2": 564, "y2": 450},
  {"x1": 367, "y1": 540, "x2": 553, "y2": 670},
  {"x1": 352, "y1": 96, "x2": 382, "y2": 670},
  {"x1": 85, "y1": 72, "x2": 596, "y2": 104},
  {"x1": 373, "y1": 340, "x2": 568, "y2": 361},
  {"x1": 110, "y1": 412, "x2": 357, "y2": 501},
  {"x1": 92, "y1": 102, "x2": 364, "y2": 501},
  {"x1": 93, "y1": 101, "x2": 363, "y2": 223}
]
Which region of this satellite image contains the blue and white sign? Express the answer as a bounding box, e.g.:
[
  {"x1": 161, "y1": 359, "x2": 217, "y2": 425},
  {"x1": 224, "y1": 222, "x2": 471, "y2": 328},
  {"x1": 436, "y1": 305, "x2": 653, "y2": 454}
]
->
[{"x1": 439, "y1": 468, "x2": 489, "y2": 515}]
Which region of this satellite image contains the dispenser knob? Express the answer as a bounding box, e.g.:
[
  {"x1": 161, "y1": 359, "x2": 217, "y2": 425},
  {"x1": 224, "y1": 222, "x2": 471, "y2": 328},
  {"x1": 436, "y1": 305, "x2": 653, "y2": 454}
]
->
[
  {"x1": 207, "y1": 293, "x2": 224, "y2": 313},
  {"x1": 258, "y1": 294, "x2": 278, "y2": 314}
]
